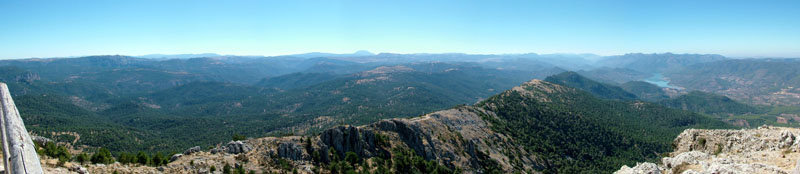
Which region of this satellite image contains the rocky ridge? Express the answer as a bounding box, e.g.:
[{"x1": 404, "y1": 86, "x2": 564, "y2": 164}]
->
[
  {"x1": 38, "y1": 106, "x2": 542, "y2": 173},
  {"x1": 615, "y1": 125, "x2": 800, "y2": 174}
]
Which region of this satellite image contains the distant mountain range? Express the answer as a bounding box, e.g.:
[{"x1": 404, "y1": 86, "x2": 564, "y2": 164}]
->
[
  {"x1": 597, "y1": 53, "x2": 728, "y2": 74},
  {"x1": 138, "y1": 53, "x2": 224, "y2": 59},
  {"x1": 288, "y1": 50, "x2": 375, "y2": 58},
  {"x1": 137, "y1": 50, "x2": 377, "y2": 60},
  {"x1": 666, "y1": 59, "x2": 800, "y2": 106}
]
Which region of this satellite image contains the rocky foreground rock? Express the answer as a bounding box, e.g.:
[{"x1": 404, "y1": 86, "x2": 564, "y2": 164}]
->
[{"x1": 616, "y1": 125, "x2": 800, "y2": 174}]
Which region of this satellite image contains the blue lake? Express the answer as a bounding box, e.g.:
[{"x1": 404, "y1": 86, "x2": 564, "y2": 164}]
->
[{"x1": 644, "y1": 73, "x2": 680, "y2": 89}]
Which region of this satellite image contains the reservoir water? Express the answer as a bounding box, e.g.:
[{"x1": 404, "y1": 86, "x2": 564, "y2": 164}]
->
[{"x1": 644, "y1": 73, "x2": 680, "y2": 89}]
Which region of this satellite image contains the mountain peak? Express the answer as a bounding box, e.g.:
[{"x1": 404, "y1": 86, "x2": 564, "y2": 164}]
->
[
  {"x1": 512, "y1": 79, "x2": 572, "y2": 97},
  {"x1": 290, "y1": 51, "x2": 375, "y2": 58},
  {"x1": 353, "y1": 50, "x2": 374, "y2": 56}
]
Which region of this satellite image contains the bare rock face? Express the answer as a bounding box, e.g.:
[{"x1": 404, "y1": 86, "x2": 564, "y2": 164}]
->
[
  {"x1": 277, "y1": 142, "x2": 307, "y2": 161},
  {"x1": 662, "y1": 151, "x2": 709, "y2": 169},
  {"x1": 183, "y1": 146, "x2": 202, "y2": 155},
  {"x1": 70, "y1": 165, "x2": 88, "y2": 174},
  {"x1": 210, "y1": 141, "x2": 254, "y2": 154},
  {"x1": 616, "y1": 126, "x2": 800, "y2": 174},
  {"x1": 170, "y1": 154, "x2": 183, "y2": 162},
  {"x1": 308, "y1": 106, "x2": 543, "y2": 172},
  {"x1": 371, "y1": 107, "x2": 544, "y2": 172},
  {"x1": 225, "y1": 141, "x2": 253, "y2": 154},
  {"x1": 317, "y1": 125, "x2": 381, "y2": 162},
  {"x1": 614, "y1": 162, "x2": 662, "y2": 174},
  {"x1": 32, "y1": 135, "x2": 53, "y2": 145}
]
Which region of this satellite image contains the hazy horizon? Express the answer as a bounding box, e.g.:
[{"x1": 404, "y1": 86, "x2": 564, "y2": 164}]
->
[
  {"x1": 1, "y1": 51, "x2": 795, "y2": 60},
  {"x1": 2, "y1": 0, "x2": 799, "y2": 59}
]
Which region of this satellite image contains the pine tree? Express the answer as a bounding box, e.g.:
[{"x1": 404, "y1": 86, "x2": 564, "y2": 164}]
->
[{"x1": 136, "y1": 151, "x2": 150, "y2": 165}]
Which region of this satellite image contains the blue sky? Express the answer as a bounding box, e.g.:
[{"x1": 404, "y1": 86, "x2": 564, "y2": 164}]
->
[{"x1": 1, "y1": 0, "x2": 799, "y2": 59}]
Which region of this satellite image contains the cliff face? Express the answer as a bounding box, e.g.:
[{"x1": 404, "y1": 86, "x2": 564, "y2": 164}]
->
[
  {"x1": 38, "y1": 106, "x2": 543, "y2": 173},
  {"x1": 615, "y1": 126, "x2": 800, "y2": 174},
  {"x1": 357, "y1": 107, "x2": 544, "y2": 172},
  {"x1": 308, "y1": 106, "x2": 543, "y2": 173}
]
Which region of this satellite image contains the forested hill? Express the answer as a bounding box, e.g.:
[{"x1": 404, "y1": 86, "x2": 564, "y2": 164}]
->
[
  {"x1": 475, "y1": 79, "x2": 731, "y2": 173},
  {"x1": 544, "y1": 71, "x2": 638, "y2": 100},
  {"x1": 658, "y1": 91, "x2": 763, "y2": 116}
]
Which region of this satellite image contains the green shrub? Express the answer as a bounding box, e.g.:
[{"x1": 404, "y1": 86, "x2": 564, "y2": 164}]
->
[
  {"x1": 152, "y1": 152, "x2": 166, "y2": 166},
  {"x1": 90, "y1": 148, "x2": 114, "y2": 164},
  {"x1": 136, "y1": 151, "x2": 150, "y2": 165},
  {"x1": 344, "y1": 152, "x2": 360, "y2": 165},
  {"x1": 76, "y1": 153, "x2": 89, "y2": 164},
  {"x1": 698, "y1": 138, "x2": 707, "y2": 147},
  {"x1": 232, "y1": 134, "x2": 247, "y2": 141},
  {"x1": 223, "y1": 163, "x2": 232, "y2": 174}
]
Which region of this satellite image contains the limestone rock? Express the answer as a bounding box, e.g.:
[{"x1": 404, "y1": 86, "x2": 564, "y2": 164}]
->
[
  {"x1": 210, "y1": 147, "x2": 224, "y2": 154},
  {"x1": 210, "y1": 141, "x2": 254, "y2": 154},
  {"x1": 617, "y1": 126, "x2": 800, "y2": 174},
  {"x1": 32, "y1": 135, "x2": 53, "y2": 145},
  {"x1": 170, "y1": 154, "x2": 183, "y2": 162},
  {"x1": 69, "y1": 165, "x2": 88, "y2": 174},
  {"x1": 318, "y1": 125, "x2": 379, "y2": 161},
  {"x1": 225, "y1": 141, "x2": 253, "y2": 154},
  {"x1": 183, "y1": 146, "x2": 202, "y2": 155},
  {"x1": 781, "y1": 131, "x2": 795, "y2": 149},
  {"x1": 662, "y1": 151, "x2": 708, "y2": 168},
  {"x1": 614, "y1": 162, "x2": 662, "y2": 174},
  {"x1": 277, "y1": 142, "x2": 307, "y2": 160}
]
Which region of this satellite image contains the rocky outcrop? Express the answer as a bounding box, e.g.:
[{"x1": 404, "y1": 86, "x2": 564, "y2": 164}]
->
[
  {"x1": 32, "y1": 135, "x2": 53, "y2": 145},
  {"x1": 616, "y1": 126, "x2": 800, "y2": 174},
  {"x1": 278, "y1": 106, "x2": 544, "y2": 173},
  {"x1": 210, "y1": 141, "x2": 253, "y2": 154},
  {"x1": 226, "y1": 141, "x2": 253, "y2": 154},
  {"x1": 168, "y1": 146, "x2": 201, "y2": 162},
  {"x1": 614, "y1": 163, "x2": 662, "y2": 174},
  {"x1": 183, "y1": 146, "x2": 201, "y2": 155},
  {"x1": 369, "y1": 119, "x2": 431, "y2": 158},
  {"x1": 169, "y1": 154, "x2": 182, "y2": 162},
  {"x1": 661, "y1": 151, "x2": 709, "y2": 169},
  {"x1": 317, "y1": 125, "x2": 381, "y2": 162},
  {"x1": 277, "y1": 142, "x2": 307, "y2": 161}
]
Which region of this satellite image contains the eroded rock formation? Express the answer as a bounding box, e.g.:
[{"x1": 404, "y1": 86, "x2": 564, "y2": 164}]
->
[{"x1": 616, "y1": 125, "x2": 800, "y2": 174}]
